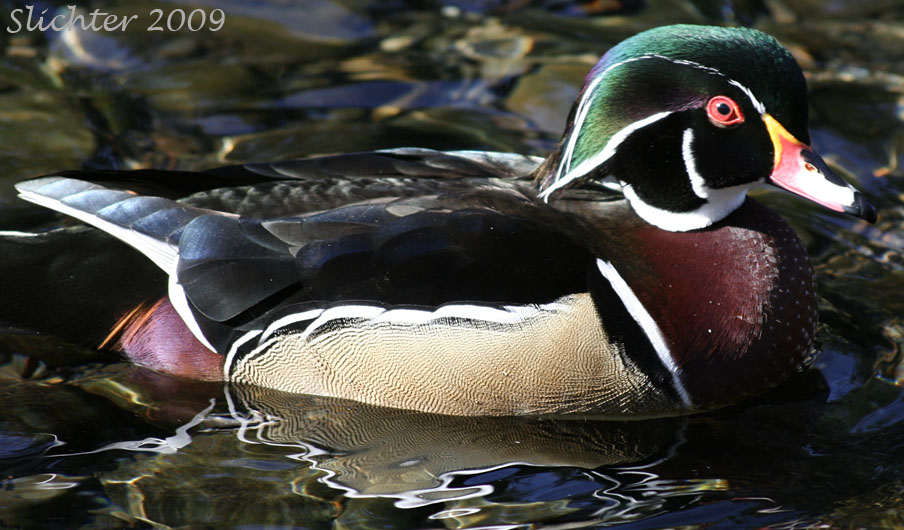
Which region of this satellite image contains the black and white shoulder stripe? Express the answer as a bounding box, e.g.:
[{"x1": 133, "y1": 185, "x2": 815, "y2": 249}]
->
[{"x1": 593, "y1": 259, "x2": 693, "y2": 408}]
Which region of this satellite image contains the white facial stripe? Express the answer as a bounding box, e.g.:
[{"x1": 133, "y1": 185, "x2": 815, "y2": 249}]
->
[
  {"x1": 651, "y1": 56, "x2": 766, "y2": 114},
  {"x1": 682, "y1": 128, "x2": 707, "y2": 200},
  {"x1": 682, "y1": 127, "x2": 750, "y2": 204},
  {"x1": 542, "y1": 54, "x2": 766, "y2": 200},
  {"x1": 542, "y1": 55, "x2": 678, "y2": 201},
  {"x1": 657, "y1": 56, "x2": 721, "y2": 75},
  {"x1": 621, "y1": 128, "x2": 748, "y2": 231},
  {"x1": 560, "y1": 56, "x2": 657, "y2": 176},
  {"x1": 728, "y1": 79, "x2": 765, "y2": 115},
  {"x1": 595, "y1": 259, "x2": 693, "y2": 408},
  {"x1": 648, "y1": 55, "x2": 766, "y2": 114},
  {"x1": 540, "y1": 110, "x2": 673, "y2": 201}
]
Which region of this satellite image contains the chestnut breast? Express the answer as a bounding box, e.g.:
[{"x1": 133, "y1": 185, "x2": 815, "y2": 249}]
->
[{"x1": 593, "y1": 198, "x2": 818, "y2": 407}]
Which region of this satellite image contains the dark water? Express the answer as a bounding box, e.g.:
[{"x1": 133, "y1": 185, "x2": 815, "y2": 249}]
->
[{"x1": 1, "y1": 1, "x2": 903, "y2": 528}]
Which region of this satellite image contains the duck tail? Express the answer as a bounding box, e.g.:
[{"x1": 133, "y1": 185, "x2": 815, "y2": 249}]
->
[
  {"x1": 0, "y1": 225, "x2": 166, "y2": 352},
  {"x1": 3, "y1": 177, "x2": 226, "y2": 379}
]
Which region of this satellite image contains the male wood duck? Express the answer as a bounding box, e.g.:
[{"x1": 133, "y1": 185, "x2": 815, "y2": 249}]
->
[{"x1": 5, "y1": 25, "x2": 876, "y2": 417}]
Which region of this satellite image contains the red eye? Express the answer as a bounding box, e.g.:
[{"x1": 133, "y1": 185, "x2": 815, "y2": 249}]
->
[{"x1": 706, "y1": 95, "x2": 744, "y2": 127}]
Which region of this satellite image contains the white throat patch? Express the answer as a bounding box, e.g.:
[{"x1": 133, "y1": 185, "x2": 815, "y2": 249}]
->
[
  {"x1": 619, "y1": 128, "x2": 750, "y2": 232},
  {"x1": 538, "y1": 54, "x2": 766, "y2": 205}
]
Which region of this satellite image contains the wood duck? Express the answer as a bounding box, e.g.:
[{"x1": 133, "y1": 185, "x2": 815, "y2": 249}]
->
[{"x1": 6, "y1": 25, "x2": 876, "y2": 417}]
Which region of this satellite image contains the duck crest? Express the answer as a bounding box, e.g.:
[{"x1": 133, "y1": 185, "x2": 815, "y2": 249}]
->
[{"x1": 591, "y1": 198, "x2": 817, "y2": 407}]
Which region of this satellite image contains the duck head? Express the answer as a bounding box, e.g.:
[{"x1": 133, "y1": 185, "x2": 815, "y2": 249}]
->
[{"x1": 535, "y1": 24, "x2": 876, "y2": 231}]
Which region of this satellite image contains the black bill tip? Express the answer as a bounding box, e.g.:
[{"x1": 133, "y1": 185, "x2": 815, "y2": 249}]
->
[{"x1": 844, "y1": 192, "x2": 878, "y2": 224}]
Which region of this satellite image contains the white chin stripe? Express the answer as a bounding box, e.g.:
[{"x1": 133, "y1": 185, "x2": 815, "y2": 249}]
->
[
  {"x1": 595, "y1": 259, "x2": 692, "y2": 408},
  {"x1": 617, "y1": 127, "x2": 749, "y2": 232},
  {"x1": 621, "y1": 184, "x2": 746, "y2": 232}
]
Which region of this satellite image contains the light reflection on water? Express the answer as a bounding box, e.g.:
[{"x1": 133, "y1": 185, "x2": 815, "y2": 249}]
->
[{"x1": 0, "y1": 1, "x2": 902, "y2": 528}]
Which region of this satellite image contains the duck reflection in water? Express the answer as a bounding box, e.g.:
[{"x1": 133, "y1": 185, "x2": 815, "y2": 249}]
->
[{"x1": 77, "y1": 366, "x2": 685, "y2": 514}]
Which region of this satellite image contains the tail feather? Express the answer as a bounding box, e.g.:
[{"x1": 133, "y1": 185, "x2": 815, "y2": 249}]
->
[
  {"x1": 15, "y1": 177, "x2": 213, "y2": 272},
  {"x1": 0, "y1": 226, "x2": 165, "y2": 348},
  {"x1": 15, "y1": 176, "x2": 228, "y2": 353}
]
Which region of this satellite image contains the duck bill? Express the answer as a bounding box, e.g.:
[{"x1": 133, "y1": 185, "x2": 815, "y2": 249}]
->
[{"x1": 764, "y1": 114, "x2": 876, "y2": 223}]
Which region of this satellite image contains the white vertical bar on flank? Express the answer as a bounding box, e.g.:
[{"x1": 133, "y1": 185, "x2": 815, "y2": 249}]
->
[
  {"x1": 224, "y1": 329, "x2": 263, "y2": 381},
  {"x1": 595, "y1": 258, "x2": 693, "y2": 407}
]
